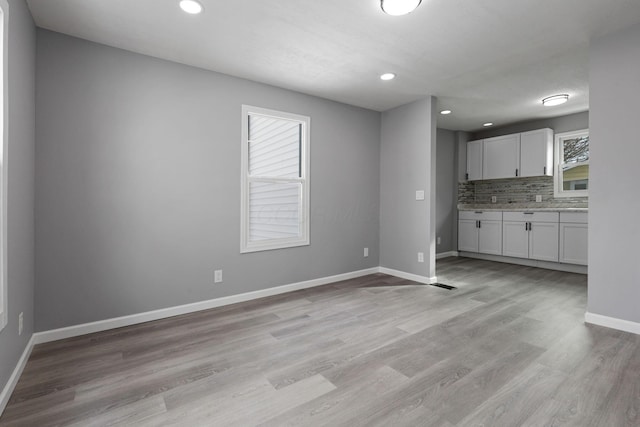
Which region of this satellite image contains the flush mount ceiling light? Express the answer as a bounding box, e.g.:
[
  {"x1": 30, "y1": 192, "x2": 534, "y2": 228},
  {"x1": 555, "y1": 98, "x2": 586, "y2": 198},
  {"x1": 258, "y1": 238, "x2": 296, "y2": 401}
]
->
[
  {"x1": 381, "y1": 0, "x2": 422, "y2": 16},
  {"x1": 483, "y1": 122, "x2": 494, "y2": 127},
  {"x1": 179, "y1": 0, "x2": 203, "y2": 14},
  {"x1": 440, "y1": 110, "x2": 452, "y2": 115},
  {"x1": 380, "y1": 73, "x2": 396, "y2": 81},
  {"x1": 542, "y1": 94, "x2": 569, "y2": 107}
]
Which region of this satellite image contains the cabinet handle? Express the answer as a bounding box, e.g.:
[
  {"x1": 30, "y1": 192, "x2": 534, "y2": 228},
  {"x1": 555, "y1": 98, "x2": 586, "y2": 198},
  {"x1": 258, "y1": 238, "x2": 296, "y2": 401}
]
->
[
  {"x1": 515, "y1": 169, "x2": 519, "y2": 177},
  {"x1": 528, "y1": 222, "x2": 532, "y2": 231},
  {"x1": 525, "y1": 223, "x2": 528, "y2": 231},
  {"x1": 478, "y1": 220, "x2": 481, "y2": 229},
  {"x1": 465, "y1": 173, "x2": 469, "y2": 180},
  {"x1": 543, "y1": 166, "x2": 547, "y2": 175}
]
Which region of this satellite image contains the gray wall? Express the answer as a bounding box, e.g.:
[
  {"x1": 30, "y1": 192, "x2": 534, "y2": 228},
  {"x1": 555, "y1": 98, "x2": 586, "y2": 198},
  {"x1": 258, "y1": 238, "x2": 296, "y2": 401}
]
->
[
  {"x1": 588, "y1": 22, "x2": 640, "y2": 323},
  {"x1": 0, "y1": 0, "x2": 36, "y2": 397},
  {"x1": 35, "y1": 30, "x2": 381, "y2": 331},
  {"x1": 380, "y1": 97, "x2": 437, "y2": 280},
  {"x1": 436, "y1": 128, "x2": 456, "y2": 254},
  {"x1": 471, "y1": 111, "x2": 589, "y2": 140}
]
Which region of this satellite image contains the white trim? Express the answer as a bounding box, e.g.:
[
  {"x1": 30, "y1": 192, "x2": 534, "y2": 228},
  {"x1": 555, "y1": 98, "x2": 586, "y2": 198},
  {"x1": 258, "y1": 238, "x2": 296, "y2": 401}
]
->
[
  {"x1": 0, "y1": 0, "x2": 9, "y2": 331},
  {"x1": 33, "y1": 267, "x2": 378, "y2": 344},
  {"x1": 378, "y1": 267, "x2": 437, "y2": 285},
  {"x1": 436, "y1": 251, "x2": 459, "y2": 259},
  {"x1": 0, "y1": 335, "x2": 34, "y2": 415},
  {"x1": 458, "y1": 251, "x2": 587, "y2": 274},
  {"x1": 240, "y1": 105, "x2": 310, "y2": 254},
  {"x1": 585, "y1": 312, "x2": 640, "y2": 336}
]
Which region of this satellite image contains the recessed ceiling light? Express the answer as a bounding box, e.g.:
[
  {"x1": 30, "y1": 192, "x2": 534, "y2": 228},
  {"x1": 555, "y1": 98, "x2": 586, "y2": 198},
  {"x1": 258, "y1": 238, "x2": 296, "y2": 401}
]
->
[
  {"x1": 440, "y1": 110, "x2": 452, "y2": 115},
  {"x1": 179, "y1": 0, "x2": 203, "y2": 14},
  {"x1": 380, "y1": 73, "x2": 396, "y2": 81},
  {"x1": 483, "y1": 122, "x2": 494, "y2": 127},
  {"x1": 542, "y1": 94, "x2": 569, "y2": 107},
  {"x1": 381, "y1": 0, "x2": 422, "y2": 16}
]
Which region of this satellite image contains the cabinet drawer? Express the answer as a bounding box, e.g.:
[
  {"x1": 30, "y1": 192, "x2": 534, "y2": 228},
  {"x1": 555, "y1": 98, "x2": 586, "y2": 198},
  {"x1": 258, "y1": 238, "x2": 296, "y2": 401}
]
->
[
  {"x1": 503, "y1": 211, "x2": 559, "y2": 223},
  {"x1": 459, "y1": 211, "x2": 503, "y2": 221},
  {"x1": 560, "y1": 212, "x2": 588, "y2": 224}
]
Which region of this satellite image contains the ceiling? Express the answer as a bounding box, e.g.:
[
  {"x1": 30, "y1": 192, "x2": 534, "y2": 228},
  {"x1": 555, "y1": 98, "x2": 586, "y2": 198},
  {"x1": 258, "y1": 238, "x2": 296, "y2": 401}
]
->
[{"x1": 26, "y1": 0, "x2": 640, "y2": 132}]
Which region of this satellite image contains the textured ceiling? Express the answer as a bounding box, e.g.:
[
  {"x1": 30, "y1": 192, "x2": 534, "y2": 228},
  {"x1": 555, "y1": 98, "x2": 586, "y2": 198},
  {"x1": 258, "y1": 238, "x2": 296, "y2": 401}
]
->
[{"x1": 26, "y1": 0, "x2": 640, "y2": 131}]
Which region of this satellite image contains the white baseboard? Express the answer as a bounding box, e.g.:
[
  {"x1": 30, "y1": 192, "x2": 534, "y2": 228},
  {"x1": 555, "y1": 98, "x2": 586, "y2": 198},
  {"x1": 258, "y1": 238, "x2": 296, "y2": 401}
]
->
[
  {"x1": 378, "y1": 267, "x2": 436, "y2": 285},
  {"x1": 585, "y1": 312, "x2": 640, "y2": 336},
  {"x1": 0, "y1": 335, "x2": 35, "y2": 415},
  {"x1": 436, "y1": 251, "x2": 459, "y2": 260},
  {"x1": 32, "y1": 267, "x2": 379, "y2": 345},
  {"x1": 458, "y1": 252, "x2": 588, "y2": 274}
]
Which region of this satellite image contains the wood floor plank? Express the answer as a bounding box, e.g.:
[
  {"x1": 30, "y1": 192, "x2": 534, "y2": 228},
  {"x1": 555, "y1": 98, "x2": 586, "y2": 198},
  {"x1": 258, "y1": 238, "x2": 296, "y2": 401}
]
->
[
  {"x1": 4, "y1": 258, "x2": 639, "y2": 427},
  {"x1": 258, "y1": 365, "x2": 409, "y2": 427},
  {"x1": 456, "y1": 363, "x2": 567, "y2": 427}
]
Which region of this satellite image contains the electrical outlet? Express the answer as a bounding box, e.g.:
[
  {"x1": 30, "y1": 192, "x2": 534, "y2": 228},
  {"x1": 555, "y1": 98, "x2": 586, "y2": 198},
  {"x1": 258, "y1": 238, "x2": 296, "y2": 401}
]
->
[
  {"x1": 437, "y1": 237, "x2": 441, "y2": 245},
  {"x1": 418, "y1": 252, "x2": 424, "y2": 263},
  {"x1": 415, "y1": 190, "x2": 425, "y2": 201},
  {"x1": 364, "y1": 247, "x2": 369, "y2": 257},
  {"x1": 214, "y1": 270, "x2": 223, "y2": 283},
  {"x1": 536, "y1": 195, "x2": 542, "y2": 203},
  {"x1": 18, "y1": 312, "x2": 23, "y2": 336},
  {"x1": 491, "y1": 196, "x2": 497, "y2": 203}
]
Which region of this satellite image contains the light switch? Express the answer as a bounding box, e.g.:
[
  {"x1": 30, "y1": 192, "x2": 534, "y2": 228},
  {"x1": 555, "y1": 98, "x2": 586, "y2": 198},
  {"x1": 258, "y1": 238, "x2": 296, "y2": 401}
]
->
[{"x1": 415, "y1": 190, "x2": 425, "y2": 201}]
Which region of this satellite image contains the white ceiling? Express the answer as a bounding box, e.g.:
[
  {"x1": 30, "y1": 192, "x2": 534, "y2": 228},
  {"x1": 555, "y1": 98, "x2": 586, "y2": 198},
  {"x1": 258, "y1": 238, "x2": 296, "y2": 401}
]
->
[{"x1": 26, "y1": 0, "x2": 640, "y2": 131}]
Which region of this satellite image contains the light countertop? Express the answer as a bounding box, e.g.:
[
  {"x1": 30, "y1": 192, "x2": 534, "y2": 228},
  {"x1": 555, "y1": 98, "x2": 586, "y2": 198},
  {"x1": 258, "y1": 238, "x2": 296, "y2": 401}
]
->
[{"x1": 458, "y1": 203, "x2": 588, "y2": 212}]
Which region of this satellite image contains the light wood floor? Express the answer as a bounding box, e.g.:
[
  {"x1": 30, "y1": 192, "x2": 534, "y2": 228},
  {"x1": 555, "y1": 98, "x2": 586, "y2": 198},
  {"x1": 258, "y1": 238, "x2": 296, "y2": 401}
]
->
[{"x1": 2, "y1": 258, "x2": 639, "y2": 426}]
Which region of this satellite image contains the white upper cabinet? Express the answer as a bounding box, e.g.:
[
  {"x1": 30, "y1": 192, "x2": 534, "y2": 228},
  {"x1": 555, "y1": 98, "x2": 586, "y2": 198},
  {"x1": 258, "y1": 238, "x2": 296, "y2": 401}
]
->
[
  {"x1": 468, "y1": 128, "x2": 554, "y2": 181},
  {"x1": 482, "y1": 134, "x2": 521, "y2": 180},
  {"x1": 466, "y1": 140, "x2": 483, "y2": 181},
  {"x1": 520, "y1": 129, "x2": 553, "y2": 177}
]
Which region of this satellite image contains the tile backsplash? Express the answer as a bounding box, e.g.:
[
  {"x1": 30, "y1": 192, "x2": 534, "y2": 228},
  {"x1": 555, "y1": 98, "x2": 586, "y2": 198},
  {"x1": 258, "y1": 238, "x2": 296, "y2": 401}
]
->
[{"x1": 458, "y1": 176, "x2": 588, "y2": 206}]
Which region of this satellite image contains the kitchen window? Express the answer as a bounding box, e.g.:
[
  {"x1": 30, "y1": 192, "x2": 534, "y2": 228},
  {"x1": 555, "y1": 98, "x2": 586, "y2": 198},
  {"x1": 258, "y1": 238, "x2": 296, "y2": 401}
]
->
[
  {"x1": 240, "y1": 105, "x2": 310, "y2": 253},
  {"x1": 554, "y1": 129, "x2": 589, "y2": 198}
]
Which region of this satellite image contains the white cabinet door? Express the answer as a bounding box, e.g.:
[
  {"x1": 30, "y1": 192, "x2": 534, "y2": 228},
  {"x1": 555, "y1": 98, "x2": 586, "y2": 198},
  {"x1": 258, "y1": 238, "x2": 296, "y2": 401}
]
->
[
  {"x1": 559, "y1": 223, "x2": 588, "y2": 265},
  {"x1": 529, "y1": 222, "x2": 559, "y2": 262},
  {"x1": 520, "y1": 129, "x2": 553, "y2": 177},
  {"x1": 478, "y1": 220, "x2": 502, "y2": 255},
  {"x1": 458, "y1": 220, "x2": 479, "y2": 252},
  {"x1": 466, "y1": 140, "x2": 483, "y2": 181},
  {"x1": 483, "y1": 134, "x2": 521, "y2": 180},
  {"x1": 502, "y1": 221, "x2": 529, "y2": 259}
]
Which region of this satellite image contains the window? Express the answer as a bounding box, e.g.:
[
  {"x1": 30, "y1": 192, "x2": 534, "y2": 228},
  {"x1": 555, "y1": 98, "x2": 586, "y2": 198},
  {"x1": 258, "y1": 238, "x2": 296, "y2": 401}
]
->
[
  {"x1": 241, "y1": 105, "x2": 310, "y2": 253},
  {"x1": 0, "y1": 1, "x2": 7, "y2": 331},
  {"x1": 554, "y1": 129, "x2": 589, "y2": 198}
]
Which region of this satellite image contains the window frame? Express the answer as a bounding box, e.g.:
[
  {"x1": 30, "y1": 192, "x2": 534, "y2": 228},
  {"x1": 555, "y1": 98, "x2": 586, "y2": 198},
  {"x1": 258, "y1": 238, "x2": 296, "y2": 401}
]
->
[
  {"x1": 554, "y1": 129, "x2": 589, "y2": 198},
  {"x1": 0, "y1": 0, "x2": 8, "y2": 331},
  {"x1": 240, "y1": 105, "x2": 310, "y2": 253}
]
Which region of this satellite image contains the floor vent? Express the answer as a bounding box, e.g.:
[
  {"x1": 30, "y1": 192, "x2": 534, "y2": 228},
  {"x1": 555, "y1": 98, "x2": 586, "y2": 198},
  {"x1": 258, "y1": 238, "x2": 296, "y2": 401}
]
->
[{"x1": 429, "y1": 283, "x2": 457, "y2": 290}]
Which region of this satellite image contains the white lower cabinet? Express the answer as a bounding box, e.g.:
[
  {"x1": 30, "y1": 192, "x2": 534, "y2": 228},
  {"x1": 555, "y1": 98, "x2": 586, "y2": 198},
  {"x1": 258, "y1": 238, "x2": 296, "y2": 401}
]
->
[
  {"x1": 559, "y1": 213, "x2": 588, "y2": 265},
  {"x1": 502, "y1": 212, "x2": 559, "y2": 262},
  {"x1": 458, "y1": 211, "x2": 502, "y2": 255},
  {"x1": 459, "y1": 210, "x2": 587, "y2": 266}
]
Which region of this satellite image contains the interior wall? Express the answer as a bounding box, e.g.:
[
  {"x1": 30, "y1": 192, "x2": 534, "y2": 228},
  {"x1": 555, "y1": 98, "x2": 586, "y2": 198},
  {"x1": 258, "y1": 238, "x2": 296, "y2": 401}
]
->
[
  {"x1": 380, "y1": 97, "x2": 437, "y2": 280},
  {"x1": 0, "y1": 0, "x2": 36, "y2": 397},
  {"x1": 436, "y1": 128, "x2": 455, "y2": 254},
  {"x1": 471, "y1": 111, "x2": 589, "y2": 140},
  {"x1": 588, "y1": 22, "x2": 640, "y2": 324},
  {"x1": 35, "y1": 30, "x2": 381, "y2": 331},
  {"x1": 452, "y1": 131, "x2": 470, "y2": 251}
]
